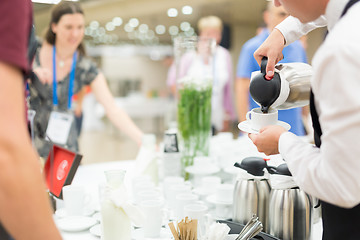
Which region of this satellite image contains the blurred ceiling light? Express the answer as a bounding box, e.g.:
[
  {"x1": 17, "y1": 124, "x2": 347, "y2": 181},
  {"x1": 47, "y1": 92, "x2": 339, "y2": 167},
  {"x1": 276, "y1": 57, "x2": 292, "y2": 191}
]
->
[
  {"x1": 182, "y1": 6, "x2": 193, "y2": 15},
  {"x1": 129, "y1": 18, "x2": 139, "y2": 28},
  {"x1": 180, "y1": 22, "x2": 191, "y2": 31},
  {"x1": 128, "y1": 32, "x2": 136, "y2": 40},
  {"x1": 124, "y1": 23, "x2": 134, "y2": 33},
  {"x1": 187, "y1": 27, "x2": 195, "y2": 35},
  {"x1": 90, "y1": 21, "x2": 100, "y2": 30},
  {"x1": 155, "y1": 25, "x2": 166, "y2": 35},
  {"x1": 139, "y1": 24, "x2": 149, "y2": 33},
  {"x1": 167, "y1": 8, "x2": 178, "y2": 17},
  {"x1": 112, "y1": 17, "x2": 123, "y2": 26},
  {"x1": 147, "y1": 30, "x2": 155, "y2": 39},
  {"x1": 85, "y1": 26, "x2": 92, "y2": 36},
  {"x1": 169, "y1": 26, "x2": 179, "y2": 36},
  {"x1": 98, "y1": 27, "x2": 106, "y2": 36},
  {"x1": 105, "y1": 22, "x2": 115, "y2": 31}
]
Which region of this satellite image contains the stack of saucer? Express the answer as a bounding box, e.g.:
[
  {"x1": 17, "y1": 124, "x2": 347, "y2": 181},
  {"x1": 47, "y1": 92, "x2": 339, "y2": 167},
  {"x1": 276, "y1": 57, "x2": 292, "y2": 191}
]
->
[{"x1": 206, "y1": 183, "x2": 234, "y2": 220}]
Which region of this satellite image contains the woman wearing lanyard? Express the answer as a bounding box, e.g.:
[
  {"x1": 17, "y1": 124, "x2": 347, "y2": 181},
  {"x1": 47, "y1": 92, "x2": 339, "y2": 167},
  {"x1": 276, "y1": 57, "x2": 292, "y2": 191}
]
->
[{"x1": 29, "y1": 1, "x2": 143, "y2": 158}]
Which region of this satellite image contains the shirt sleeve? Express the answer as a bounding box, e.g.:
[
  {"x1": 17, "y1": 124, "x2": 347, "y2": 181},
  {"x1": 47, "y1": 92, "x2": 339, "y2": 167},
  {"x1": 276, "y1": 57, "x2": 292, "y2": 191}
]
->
[
  {"x1": 278, "y1": 43, "x2": 360, "y2": 208},
  {"x1": 276, "y1": 16, "x2": 327, "y2": 46},
  {"x1": 80, "y1": 57, "x2": 100, "y2": 85},
  {"x1": 0, "y1": 0, "x2": 32, "y2": 72}
]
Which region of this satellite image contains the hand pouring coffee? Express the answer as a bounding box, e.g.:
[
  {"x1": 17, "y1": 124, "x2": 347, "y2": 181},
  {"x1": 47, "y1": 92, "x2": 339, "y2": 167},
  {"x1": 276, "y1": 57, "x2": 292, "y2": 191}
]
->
[{"x1": 249, "y1": 57, "x2": 313, "y2": 113}]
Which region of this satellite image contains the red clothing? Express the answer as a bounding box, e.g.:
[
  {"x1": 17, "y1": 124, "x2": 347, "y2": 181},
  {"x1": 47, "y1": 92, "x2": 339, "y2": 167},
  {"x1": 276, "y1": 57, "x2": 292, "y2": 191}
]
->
[{"x1": 0, "y1": 0, "x2": 33, "y2": 73}]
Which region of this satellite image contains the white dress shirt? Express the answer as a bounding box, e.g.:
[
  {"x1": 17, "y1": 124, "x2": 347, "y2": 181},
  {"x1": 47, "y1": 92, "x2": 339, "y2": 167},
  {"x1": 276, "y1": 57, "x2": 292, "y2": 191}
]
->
[{"x1": 276, "y1": 0, "x2": 360, "y2": 208}]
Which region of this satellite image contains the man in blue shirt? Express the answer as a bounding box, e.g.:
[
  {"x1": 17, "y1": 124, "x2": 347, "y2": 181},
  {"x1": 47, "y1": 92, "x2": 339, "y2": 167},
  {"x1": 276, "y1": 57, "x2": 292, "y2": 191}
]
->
[{"x1": 235, "y1": 3, "x2": 307, "y2": 135}]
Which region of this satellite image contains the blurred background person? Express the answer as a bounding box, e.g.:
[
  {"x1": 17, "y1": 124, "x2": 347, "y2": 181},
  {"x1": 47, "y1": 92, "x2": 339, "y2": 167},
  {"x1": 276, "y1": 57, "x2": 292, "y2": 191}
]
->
[
  {"x1": 29, "y1": 1, "x2": 143, "y2": 158},
  {"x1": 235, "y1": 2, "x2": 308, "y2": 136},
  {"x1": 0, "y1": 0, "x2": 62, "y2": 239},
  {"x1": 167, "y1": 15, "x2": 235, "y2": 134}
]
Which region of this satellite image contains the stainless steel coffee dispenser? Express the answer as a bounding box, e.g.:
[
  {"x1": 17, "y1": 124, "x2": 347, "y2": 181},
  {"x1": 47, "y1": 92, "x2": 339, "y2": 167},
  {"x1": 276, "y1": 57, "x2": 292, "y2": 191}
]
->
[
  {"x1": 268, "y1": 163, "x2": 312, "y2": 240},
  {"x1": 233, "y1": 157, "x2": 271, "y2": 232}
]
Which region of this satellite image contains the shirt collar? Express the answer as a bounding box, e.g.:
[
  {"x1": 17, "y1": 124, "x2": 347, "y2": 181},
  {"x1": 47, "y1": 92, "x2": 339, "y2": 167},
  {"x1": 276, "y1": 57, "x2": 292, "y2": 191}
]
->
[{"x1": 325, "y1": 0, "x2": 348, "y2": 30}]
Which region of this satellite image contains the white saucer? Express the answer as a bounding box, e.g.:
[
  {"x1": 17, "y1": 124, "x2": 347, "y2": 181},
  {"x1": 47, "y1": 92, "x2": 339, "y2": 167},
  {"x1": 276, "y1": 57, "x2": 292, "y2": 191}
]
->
[
  {"x1": 55, "y1": 207, "x2": 95, "y2": 218},
  {"x1": 56, "y1": 216, "x2": 97, "y2": 232},
  {"x1": 89, "y1": 224, "x2": 101, "y2": 237},
  {"x1": 193, "y1": 187, "x2": 212, "y2": 196},
  {"x1": 209, "y1": 209, "x2": 230, "y2": 221},
  {"x1": 92, "y1": 212, "x2": 101, "y2": 222},
  {"x1": 237, "y1": 120, "x2": 291, "y2": 134},
  {"x1": 206, "y1": 194, "x2": 232, "y2": 205},
  {"x1": 132, "y1": 227, "x2": 172, "y2": 240},
  {"x1": 185, "y1": 164, "x2": 220, "y2": 175}
]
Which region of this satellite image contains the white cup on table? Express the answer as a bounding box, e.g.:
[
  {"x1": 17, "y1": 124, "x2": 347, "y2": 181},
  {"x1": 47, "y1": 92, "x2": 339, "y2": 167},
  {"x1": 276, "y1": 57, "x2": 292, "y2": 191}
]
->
[
  {"x1": 163, "y1": 176, "x2": 184, "y2": 201},
  {"x1": 137, "y1": 189, "x2": 162, "y2": 204},
  {"x1": 246, "y1": 107, "x2": 278, "y2": 131},
  {"x1": 140, "y1": 199, "x2": 165, "y2": 238},
  {"x1": 175, "y1": 193, "x2": 199, "y2": 221},
  {"x1": 201, "y1": 176, "x2": 221, "y2": 195},
  {"x1": 184, "y1": 203, "x2": 212, "y2": 238},
  {"x1": 167, "y1": 184, "x2": 192, "y2": 210},
  {"x1": 62, "y1": 185, "x2": 91, "y2": 216}
]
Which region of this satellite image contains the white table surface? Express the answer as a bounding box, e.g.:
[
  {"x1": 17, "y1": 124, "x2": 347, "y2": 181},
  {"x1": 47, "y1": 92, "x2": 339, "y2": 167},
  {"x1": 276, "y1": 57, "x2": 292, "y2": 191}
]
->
[{"x1": 56, "y1": 158, "x2": 323, "y2": 239}]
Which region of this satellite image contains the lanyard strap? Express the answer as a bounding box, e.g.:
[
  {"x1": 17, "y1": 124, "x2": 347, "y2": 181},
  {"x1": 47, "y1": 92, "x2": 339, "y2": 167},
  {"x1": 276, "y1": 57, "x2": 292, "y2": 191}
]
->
[{"x1": 52, "y1": 46, "x2": 77, "y2": 109}]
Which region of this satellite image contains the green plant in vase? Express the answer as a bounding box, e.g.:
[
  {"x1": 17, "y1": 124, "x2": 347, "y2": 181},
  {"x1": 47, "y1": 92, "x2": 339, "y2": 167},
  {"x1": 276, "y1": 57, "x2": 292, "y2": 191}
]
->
[{"x1": 177, "y1": 77, "x2": 212, "y2": 179}]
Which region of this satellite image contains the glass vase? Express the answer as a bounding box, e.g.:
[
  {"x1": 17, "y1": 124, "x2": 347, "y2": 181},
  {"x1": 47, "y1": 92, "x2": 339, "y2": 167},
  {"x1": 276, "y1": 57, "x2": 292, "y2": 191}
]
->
[{"x1": 174, "y1": 36, "x2": 216, "y2": 179}]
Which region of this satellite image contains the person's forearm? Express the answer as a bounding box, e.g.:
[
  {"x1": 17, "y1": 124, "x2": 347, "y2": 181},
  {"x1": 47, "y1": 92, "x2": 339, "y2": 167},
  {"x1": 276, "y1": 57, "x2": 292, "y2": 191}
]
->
[
  {"x1": 235, "y1": 77, "x2": 250, "y2": 122},
  {"x1": 0, "y1": 141, "x2": 62, "y2": 240},
  {"x1": 0, "y1": 62, "x2": 62, "y2": 240},
  {"x1": 91, "y1": 73, "x2": 144, "y2": 145},
  {"x1": 106, "y1": 106, "x2": 144, "y2": 145}
]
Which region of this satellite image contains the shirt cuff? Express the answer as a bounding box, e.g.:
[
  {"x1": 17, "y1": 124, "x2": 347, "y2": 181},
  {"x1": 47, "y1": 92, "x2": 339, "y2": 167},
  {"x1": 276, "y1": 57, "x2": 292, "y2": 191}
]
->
[
  {"x1": 275, "y1": 16, "x2": 302, "y2": 47},
  {"x1": 278, "y1": 131, "x2": 297, "y2": 155}
]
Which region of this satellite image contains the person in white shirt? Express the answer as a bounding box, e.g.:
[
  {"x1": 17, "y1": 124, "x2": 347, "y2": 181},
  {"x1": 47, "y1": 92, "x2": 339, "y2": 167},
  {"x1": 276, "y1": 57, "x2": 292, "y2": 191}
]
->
[{"x1": 248, "y1": 0, "x2": 360, "y2": 239}]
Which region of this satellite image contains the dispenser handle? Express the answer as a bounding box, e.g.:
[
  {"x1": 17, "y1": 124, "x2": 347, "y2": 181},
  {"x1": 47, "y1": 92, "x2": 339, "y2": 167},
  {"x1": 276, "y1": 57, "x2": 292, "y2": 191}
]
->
[{"x1": 260, "y1": 56, "x2": 268, "y2": 74}]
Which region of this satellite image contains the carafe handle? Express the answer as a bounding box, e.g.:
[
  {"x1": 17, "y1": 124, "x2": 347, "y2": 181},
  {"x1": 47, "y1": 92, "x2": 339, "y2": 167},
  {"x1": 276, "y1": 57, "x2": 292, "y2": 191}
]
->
[{"x1": 260, "y1": 57, "x2": 268, "y2": 74}]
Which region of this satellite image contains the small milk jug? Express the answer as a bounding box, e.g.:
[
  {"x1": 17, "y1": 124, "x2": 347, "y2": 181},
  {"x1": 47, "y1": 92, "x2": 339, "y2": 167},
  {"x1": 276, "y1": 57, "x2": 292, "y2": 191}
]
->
[{"x1": 101, "y1": 170, "x2": 131, "y2": 240}]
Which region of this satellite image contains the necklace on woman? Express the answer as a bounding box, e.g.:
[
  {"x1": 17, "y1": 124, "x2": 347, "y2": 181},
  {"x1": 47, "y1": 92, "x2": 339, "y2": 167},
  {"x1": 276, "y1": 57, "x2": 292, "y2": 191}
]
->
[{"x1": 58, "y1": 60, "x2": 65, "y2": 68}]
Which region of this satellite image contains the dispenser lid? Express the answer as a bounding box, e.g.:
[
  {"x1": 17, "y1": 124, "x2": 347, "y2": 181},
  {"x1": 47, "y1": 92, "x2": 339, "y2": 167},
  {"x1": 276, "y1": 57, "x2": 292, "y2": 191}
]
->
[
  {"x1": 234, "y1": 157, "x2": 267, "y2": 176},
  {"x1": 276, "y1": 163, "x2": 292, "y2": 176}
]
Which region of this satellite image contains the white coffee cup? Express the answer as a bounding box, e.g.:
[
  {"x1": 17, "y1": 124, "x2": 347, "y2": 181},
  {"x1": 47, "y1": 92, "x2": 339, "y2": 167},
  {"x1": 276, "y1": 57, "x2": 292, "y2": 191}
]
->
[
  {"x1": 62, "y1": 185, "x2": 91, "y2": 216},
  {"x1": 167, "y1": 184, "x2": 192, "y2": 209},
  {"x1": 246, "y1": 107, "x2": 278, "y2": 131},
  {"x1": 175, "y1": 193, "x2": 199, "y2": 220},
  {"x1": 201, "y1": 176, "x2": 221, "y2": 195},
  {"x1": 134, "y1": 181, "x2": 156, "y2": 204},
  {"x1": 140, "y1": 199, "x2": 164, "y2": 238},
  {"x1": 137, "y1": 189, "x2": 162, "y2": 205},
  {"x1": 184, "y1": 203, "x2": 212, "y2": 238},
  {"x1": 215, "y1": 184, "x2": 234, "y2": 203},
  {"x1": 163, "y1": 176, "x2": 184, "y2": 201}
]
